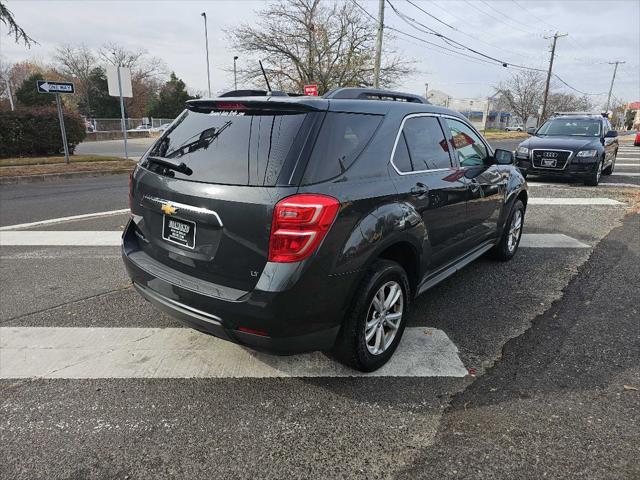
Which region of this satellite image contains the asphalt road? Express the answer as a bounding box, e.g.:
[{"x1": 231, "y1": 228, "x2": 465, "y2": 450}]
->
[{"x1": 1, "y1": 142, "x2": 639, "y2": 479}]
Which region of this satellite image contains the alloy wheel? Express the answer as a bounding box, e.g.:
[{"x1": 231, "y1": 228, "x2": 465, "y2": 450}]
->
[
  {"x1": 507, "y1": 209, "x2": 523, "y2": 253},
  {"x1": 364, "y1": 281, "x2": 404, "y2": 355}
]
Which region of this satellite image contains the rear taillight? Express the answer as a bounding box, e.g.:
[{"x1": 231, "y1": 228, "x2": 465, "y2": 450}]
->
[{"x1": 268, "y1": 194, "x2": 340, "y2": 263}]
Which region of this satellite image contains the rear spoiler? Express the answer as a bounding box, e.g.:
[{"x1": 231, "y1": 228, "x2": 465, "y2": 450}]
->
[{"x1": 186, "y1": 98, "x2": 325, "y2": 113}]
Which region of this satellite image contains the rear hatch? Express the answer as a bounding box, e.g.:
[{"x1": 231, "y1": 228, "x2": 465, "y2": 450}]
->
[{"x1": 129, "y1": 99, "x2": 326, "y2": 292}]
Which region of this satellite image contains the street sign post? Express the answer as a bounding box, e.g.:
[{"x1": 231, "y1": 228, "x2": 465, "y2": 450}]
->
[
  {"x1": 106, "y1": 66, "x2": 133, "y2": 160},
  {"x1": 37, "y1": 80, "x2": 75, "y2": 164},
  {"x1": 304, "y1": 84, "x2": 318, "y2": 96}
]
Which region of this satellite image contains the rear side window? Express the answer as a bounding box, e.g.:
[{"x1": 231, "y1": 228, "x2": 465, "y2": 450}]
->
[
  {"x1": 145, "y1": 109, "x2": 308, "y2": 186},
  {"x1": 393, "y1": 116, "x2": 451, "y2": 173},
  {"x1": 302, "y1": 112, "x2": 382, "y2": 184}
]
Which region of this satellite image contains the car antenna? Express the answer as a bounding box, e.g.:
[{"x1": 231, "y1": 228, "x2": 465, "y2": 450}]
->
[{"x1": 259, "y1": 60, "x2": 272, "y2": 93}]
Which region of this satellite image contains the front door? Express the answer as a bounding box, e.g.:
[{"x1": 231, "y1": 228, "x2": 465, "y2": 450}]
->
[
  {"x1": 390, "y1": 114, "x2": 469, "y2": 273},
  {"x1": 443, "y1": 118, "x2": 505, "y2": 247}
]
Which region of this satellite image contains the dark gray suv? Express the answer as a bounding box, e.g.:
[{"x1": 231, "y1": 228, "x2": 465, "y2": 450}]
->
[{"x1": 123, "y1": 88, "x2": 527, "y2": 371}]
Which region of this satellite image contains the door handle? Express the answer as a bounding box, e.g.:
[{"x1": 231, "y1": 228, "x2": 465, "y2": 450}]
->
[{"x1": 410, "y1": 182, "x2": 429, "y2": 196}]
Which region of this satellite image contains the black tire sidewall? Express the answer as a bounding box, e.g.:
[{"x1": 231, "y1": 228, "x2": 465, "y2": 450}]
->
[
  {"x1": 495, "y1": 199, "x2": 525, "y2": 261},
  {"x1": 335, "y1": 260, "x2": 410, "y2": 372}
]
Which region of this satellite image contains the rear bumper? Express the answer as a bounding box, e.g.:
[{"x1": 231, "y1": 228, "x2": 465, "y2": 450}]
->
[
  {"x1": 516, "y1": 157, "x2": 599, "y2": 179},
  {"x1": 122, "y1": 220, "x2": 349, "y2": 354}
]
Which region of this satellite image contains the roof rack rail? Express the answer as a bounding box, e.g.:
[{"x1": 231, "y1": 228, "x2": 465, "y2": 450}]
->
[
  {"x1": 219, "y1": 89, "x2": 293, "y2": 98},
  {"x1": 323, "y1": 87, "x2": 428, "y2": 104}
]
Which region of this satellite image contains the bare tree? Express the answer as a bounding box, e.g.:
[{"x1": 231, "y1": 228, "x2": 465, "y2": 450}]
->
[
  {"x1": 0, "y1": 1, "x2": 37, "y2": 47},
  {"x1": 545, "y1": 91, "x2": 594, "y2": 119},
  {"x1": 98, "y1": 42, "x2": 166, "y2": 81},
  {"x1": 227, "y1": 0, "x2": 413, "y2": 94},
  {"x1": 495, "y1": 70, "x2": 545, "y2": 127},
  {"x1": 54, "y1": 44, "x2": 97, "y2": 115}
]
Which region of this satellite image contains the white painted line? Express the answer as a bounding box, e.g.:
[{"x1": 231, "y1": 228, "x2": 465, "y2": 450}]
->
[
  {"x1": 0, "y1": 327, "x2": 468, "y2": 379},
  {"x1": 520, "y1": 233, "x2": 589, "y2": 248},
  {"x1": 0, "y1": 231, "x2": 122, "y2": 246},
  {"x1": 529, "y1": 197, "x2": 624, "y2": 205},
  {"x1": 616, "y1": 163, "x2": 640, "y2": 167},
  {"x1": 0, "y1": 209, "x2": 129, "y2": 231},
  {"x1": 600, "y1": 182, "x2": 639, "y2": 188},
  {"x1": 612, "y1": 172, "x2": 640, "y2": 177}
]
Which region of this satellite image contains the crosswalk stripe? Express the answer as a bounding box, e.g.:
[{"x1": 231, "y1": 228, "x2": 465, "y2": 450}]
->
[
  {"x1": 0, "y1": 327, "x2": 468, "y2": 379},
  {"x1": 0, "y1": 231, "x2": 597, "y2": 247},
  {"x1": 616, "y1": 164, "x2": 639, "y2": 166},
  {"x1": 528, "y1": 197, "x2": 624, "y2": 205},
  {"x1": 519, "y1": 233, "x2": 589, "y2": 248},
  {"x1": 612, "y1": 172, "x2": 640, "y2": 177},
  {"x1": 0, "y1": 231, "x2": 122, "y2": 246},
  {"x1": 0, "y1": 209, "x2": 129, "y2": 231}
]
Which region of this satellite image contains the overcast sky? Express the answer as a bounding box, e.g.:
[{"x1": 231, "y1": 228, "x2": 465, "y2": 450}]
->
[{"x1": 1, "y1": 0, "x2": 639, "y2": 107}]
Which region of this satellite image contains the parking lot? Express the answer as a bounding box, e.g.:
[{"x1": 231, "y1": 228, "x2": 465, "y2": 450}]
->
[{"x1": 1, "y1": 142, "x2": 639, "y2": 479}]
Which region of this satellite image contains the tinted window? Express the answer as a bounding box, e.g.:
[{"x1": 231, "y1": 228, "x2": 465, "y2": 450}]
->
[
  {"x1": 445, "y1": 118, "x2": 489, "y2": 167},
  {"x1": 399, "y1": 116, "x2": 451, "y2": 171},
  {"x1": 392, "y1": 133, "x2": 413, "y2": 172},
  {"x1": 537, "y1": 118, "x2": 601, "y2": 137},
  {"x1": 145, "y1": 109, "x2": 307, "y2": 185},
  {"x1": 303, "y1": 113, "x2": 382, "y2": 183}
]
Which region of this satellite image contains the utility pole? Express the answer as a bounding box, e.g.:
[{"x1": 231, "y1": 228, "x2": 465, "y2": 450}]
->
[
  {"x1": 424, "y1": 82, "x2": 429, "y2": 100},
  {"x1": 540, "y1": 32, "x2": 567, "y2": 126},
  {"x1": 201, "y1": 12, "x2": 212, "y2": 98},
  {"x1": 605, "y1": 61, "x2": 625, "y2": 113},
  {"x1": 373, "y1": 0, "x2": 384, "y2": 88}
]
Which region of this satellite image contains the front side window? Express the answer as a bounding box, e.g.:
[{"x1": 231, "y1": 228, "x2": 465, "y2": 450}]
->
[
  {"x1": 445, "y1": 118, "x2": 489, "y2": 167},
  {"x1": 393, "y1": 116, "x2": 451, "y2": 173},
  {"x1": 537, "y1": 118, "x2": 601, "y2": 137}
]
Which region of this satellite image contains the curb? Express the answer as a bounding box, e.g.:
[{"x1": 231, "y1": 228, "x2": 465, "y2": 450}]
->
[{"x1": 0, "y1": 168, "x2": 134, "y2": 185}]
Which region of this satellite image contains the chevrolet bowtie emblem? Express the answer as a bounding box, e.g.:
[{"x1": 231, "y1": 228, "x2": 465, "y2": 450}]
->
[{"x1": 161, "y1": 203, "x2": 177, "y2": 215}]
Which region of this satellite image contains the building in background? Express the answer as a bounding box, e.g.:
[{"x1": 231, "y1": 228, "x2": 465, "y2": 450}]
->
[{"x1": 426, "y1": 89, "x2": 512, "y2": 130}]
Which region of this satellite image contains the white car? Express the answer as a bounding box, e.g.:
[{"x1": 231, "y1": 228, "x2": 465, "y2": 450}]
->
[{"x1": 505, "y1": 125, "x2": 524, "y2": 132}]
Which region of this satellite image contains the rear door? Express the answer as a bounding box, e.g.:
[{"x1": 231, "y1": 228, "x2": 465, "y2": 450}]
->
[
  {"x1": 130, "y1": 101, "x2": 323, "y2": 292},
  {"x1": 443, "y1": 117, "x2": 505, "y2": 246},
  {"x1": 390, "y1": 114, "x2": 469, "y2": 272}
]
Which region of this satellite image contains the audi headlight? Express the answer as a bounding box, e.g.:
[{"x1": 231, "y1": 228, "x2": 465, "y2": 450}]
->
[
  {"x1": 516, "y1": 146, "x2": 529, "y2": 156},
  {"x1": 577, "y1": 149, "x2": 598, "y2": 157}
]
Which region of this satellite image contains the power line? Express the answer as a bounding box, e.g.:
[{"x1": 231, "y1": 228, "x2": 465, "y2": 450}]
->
[
  {"x1": 385, "y1": 0, "x2": 547, "y2": 72},
  {"x1": 551, "y1": 74, "x2": 606, "y2": 96},
  {"x1": 351, "y1": 0, "x2": 606, "y2": 99},
  {"x1": 405, "y1": 0, "x2": 532, "y2": 61},
  {"x1": 478, "y1": 0, "x2": 544, "y2": 35},
  {"x1": 462, "y1": 0, "x2": 542, "y2": 37}
]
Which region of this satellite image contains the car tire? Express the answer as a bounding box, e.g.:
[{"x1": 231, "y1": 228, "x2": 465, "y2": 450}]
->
[
  {"x1": 491, "y1": 199, "x2": 525, "y2": 262},
  {"x1": 602, "y1": 151, "x2": 616, "y2": 175},
  {"x1": 584, "y1": 159, "x2": 603, "y2": 186},
  {"x1": 332, "y1": 259, "x2": 410, "y2": 372}
]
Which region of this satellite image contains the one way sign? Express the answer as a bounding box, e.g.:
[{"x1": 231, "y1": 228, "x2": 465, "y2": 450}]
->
[{"x1": 37, "y1": 80, "x2": 75, "y2": 94}]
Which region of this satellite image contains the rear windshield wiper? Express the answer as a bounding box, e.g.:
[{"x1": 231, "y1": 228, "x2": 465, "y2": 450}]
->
[{"x1": 147, "y1": 156, "x2": 193, "y2": 176}]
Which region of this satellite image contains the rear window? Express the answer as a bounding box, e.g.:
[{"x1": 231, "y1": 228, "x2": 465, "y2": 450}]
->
[
  {"x1": 302, "y1": 112, "x2": 382, "y2": 184},
  {"x1": 144, "y1": 109, "x2": 308, "y2": 185}
]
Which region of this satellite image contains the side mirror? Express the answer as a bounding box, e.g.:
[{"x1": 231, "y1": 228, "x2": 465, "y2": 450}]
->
[
  {"x1": 526, "y1": 127, "x2": 536, "y2": 135},
  {"x1": 494, "y1": 148, "x2": 514, "y2": 165},
  {"x1": 604, "y1": 130, "x2": 618, "y2": 138}
]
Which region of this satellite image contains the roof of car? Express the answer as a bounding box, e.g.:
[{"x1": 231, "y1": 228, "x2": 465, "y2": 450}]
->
[{"x1": 190, "y1": 92, "x2": 467, "y2": 119}]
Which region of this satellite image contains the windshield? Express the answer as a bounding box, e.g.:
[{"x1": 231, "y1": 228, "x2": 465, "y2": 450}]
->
[
  {"x1": 144, "y1": 109, "x2": 309, "y2": 186},
  {"x1": 537, "y1": 118, "x2": 601, "y2": 137}
]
